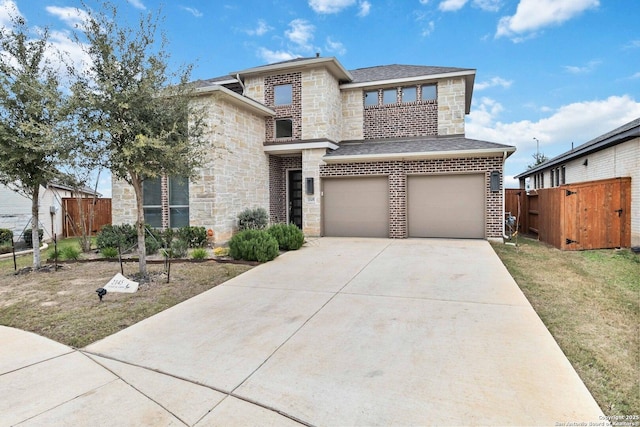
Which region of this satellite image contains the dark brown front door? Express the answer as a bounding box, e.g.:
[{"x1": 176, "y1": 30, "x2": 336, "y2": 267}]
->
[{"x1": 288, "y1": 170, "x2": 303, "y2": 229}]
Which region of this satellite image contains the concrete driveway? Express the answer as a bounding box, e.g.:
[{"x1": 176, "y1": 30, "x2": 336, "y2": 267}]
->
[{"x1": 1, "y1": 238, "x2": 604, "y2": 426}]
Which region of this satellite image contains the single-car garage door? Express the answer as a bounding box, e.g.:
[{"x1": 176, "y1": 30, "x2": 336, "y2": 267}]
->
[
  {"x1": 323, "y1": 177, "x2": 389, "y2": 237},
  {"x1": 408, "y1": 174, "x2": 485, "y2": 238}
]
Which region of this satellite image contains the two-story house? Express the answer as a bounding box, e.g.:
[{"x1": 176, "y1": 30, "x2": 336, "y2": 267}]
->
[{"x1": 112, "y1": 56, "x2": 515, "y2": 243}]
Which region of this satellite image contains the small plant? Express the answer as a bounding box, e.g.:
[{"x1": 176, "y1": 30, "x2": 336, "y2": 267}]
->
[
  {"x1": 0, "y1": 228, "x2": 13, "y2": 244},
  {"x1": 237, "y1": 207, "x2": 269, "y2": 231},
  {"x1": 213, "y1": 247, "x2": 229, "y2": 257},
  {"x1": 162, "y1": 239, "x2": 188, "y2": 258},
  {"x1": 24, "y1": 228, "x2": 44, "y2": 248},
  {"x1": 101, "y1": 247, "x2": 119, "y2": 258},
  {"x1": 177, "y1": 226, "x2": 207, "y2": 248},
  {"x1": 191, "y1": 248, "x2": 208, "y2": 260},
  {"x1": 267, "y1": 223, "x2": 305, "y2": 251},
  {"x1": 60, "y1": 245, "x2": 81, "y2": 261},
  {"x1": 229, "y1": 229, "x2": 279, "y2": 262}
]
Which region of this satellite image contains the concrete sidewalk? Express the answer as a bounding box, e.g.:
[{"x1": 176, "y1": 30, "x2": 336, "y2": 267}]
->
[{"x1": 1, "y1": 238, "x2": 605, "y2": 426}]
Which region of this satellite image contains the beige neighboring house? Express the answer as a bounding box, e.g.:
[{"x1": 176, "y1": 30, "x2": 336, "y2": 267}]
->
[
  {"x1": 112, "y1": 56, "x2": 516, "y2": 243},
  {"x1": 515, "y1": 118, "x2": 640, "y2": 247},
  {"x1": 0, "y1": 182, "x2": 99, "y2": 243}
]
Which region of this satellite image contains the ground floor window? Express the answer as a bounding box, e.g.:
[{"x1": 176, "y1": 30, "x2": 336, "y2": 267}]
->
[{"x1": 143, "y1": 176, "x2": 189, "y2": 228}]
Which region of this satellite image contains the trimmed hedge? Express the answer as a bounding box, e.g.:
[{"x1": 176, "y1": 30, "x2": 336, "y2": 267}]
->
[
  {"x1": 0, "y1": 228, "x2": 12, "y2": 244},
  {"x1": 267, "y1": 223, "x2": 304, "y2": 251},
  {"x1": 229, "y1": 229, "x2": 279, "y2": 262}
]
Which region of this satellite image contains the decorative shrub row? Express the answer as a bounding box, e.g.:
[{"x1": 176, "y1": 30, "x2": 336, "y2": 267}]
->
[
  {"x1": 176, "y1": 226, "x2": 207, "y2": 248},
  {"x1": 267, "y1": 223, "x2": 304, "y2": 251},
  {"x1": 229, "y1": 229, "x2": 279, "y2": 262},
  {"x1": 96, "y1": 224, "x2": 161, "y2": 255}
]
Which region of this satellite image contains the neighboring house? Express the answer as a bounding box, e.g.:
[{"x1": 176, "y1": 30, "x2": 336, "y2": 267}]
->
[
  {"x1": 515, "y1": 118, "x2": 639, "y2": 246},
  {"x1": 112, "y1": 56, "x2": 516, "y2": 243},
  {"x1": 0, "y1": 182, "x2": 99, "y2": 243}
]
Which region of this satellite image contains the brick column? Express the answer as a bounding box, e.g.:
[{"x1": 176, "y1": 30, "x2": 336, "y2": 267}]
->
[{"x1": 389, "y1": 162, "x2": 407, "y2": 238}]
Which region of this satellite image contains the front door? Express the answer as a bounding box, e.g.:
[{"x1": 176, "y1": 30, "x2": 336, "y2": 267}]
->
[{"x1": 288, "y1": 170, "x2": 303, "y2": 229}]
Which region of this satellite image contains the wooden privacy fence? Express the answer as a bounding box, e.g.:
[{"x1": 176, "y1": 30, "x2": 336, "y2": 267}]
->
[
  {"x1": 505, "y1": 177, "x2": 631, "y2": 250},
  {"x1": 62, "y1": 198, "x2": 112, "y2": 238}
]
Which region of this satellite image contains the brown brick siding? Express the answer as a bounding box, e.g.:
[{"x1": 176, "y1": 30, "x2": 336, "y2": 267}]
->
[
  {"x1": 319, "y1": 156, "x2": 504, "y2": 238},
  {"x1": 363, "y1": 87, "x2": 438, "y2": 139},
  {"x1": 269, "y1": 155, "x2": 302, "y2": 223},
  {"x1": 265, "y1": 73, "x2": 302, "y2": 143}
]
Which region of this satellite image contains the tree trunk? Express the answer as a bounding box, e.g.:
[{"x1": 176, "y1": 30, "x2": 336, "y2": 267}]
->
[
  {"x1": 131, "y1": 175, "x2": 147, "y2": 276},
  {"x1": 31, "y1": 185, "x2": 41, "y2": 269}
]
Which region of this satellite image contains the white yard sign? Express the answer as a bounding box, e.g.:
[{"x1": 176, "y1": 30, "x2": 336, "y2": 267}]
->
[{"x1": 103, "y1": 273, "x2": 139, "y2": 293}]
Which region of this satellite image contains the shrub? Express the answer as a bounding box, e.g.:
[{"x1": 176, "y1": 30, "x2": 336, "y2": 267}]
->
[
  {"x1": 144, "y1": 227, "x2": 162, "y2": 255},
  {"x1": 101, "y1": 247, "x2": 119, "y2": 258},
  {"x1": 60, "y1": 245, "x2": 81, "y2": 260},
  {"x1": 0, "y1": 228, "x2": 12, "y2": 244},
  {"x1": 96, "y1": 224, "x2": 160, "y2": 255},
  {"x1": 24, "y1": 229, "x2": 44, "y2": 248},
  {"x1": 267, "y1": 223, "x2": 305, "y2": 251},
  {"x1": 0, "y1": 243, "x2": 11, "y2": 255},
  {"x1": 161, "y1": 239, "x2": 188, "y2": 259},
  {"x1": 237, "y1": 207, "x2": 269, "y2": 231},
  {"x1": 213, "y1": 247, "x2": 229, "y2": 257},
  {"x1": 229, "y1": 229, "x2": 279, "y2": 262},
  {"x1": 177, "y1": 226, "x2": 207, "y2": 248},
  {"x1": 191, "y1": 248, "x2": 208, "y2": 260}
]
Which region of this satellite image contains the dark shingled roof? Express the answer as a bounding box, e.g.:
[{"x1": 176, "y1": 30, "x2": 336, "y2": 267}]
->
[
  {"x1": 348, "y1": 64, "x2": 474, "y2": 83},
  {"x1": 325, "y1": 136, "x2": 514, "y2": 157}
]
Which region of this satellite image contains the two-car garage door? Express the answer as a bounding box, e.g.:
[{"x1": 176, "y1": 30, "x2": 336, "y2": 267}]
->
[{"x1": 322, "y1": 174, "x2": 485, "y2": 238}]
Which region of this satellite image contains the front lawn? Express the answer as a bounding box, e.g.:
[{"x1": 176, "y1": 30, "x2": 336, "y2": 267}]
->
[{"x1": 492, "y1": 237, "x2": 639, "y2": 417}]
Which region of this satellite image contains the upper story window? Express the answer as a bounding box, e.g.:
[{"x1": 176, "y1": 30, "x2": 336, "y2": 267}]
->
[
  {"x1": 364, "y1": 90, "x2": 378, "y2": 107},
  {"x1": 561, "y1": 166, "x2": 566, "y2": 185},
  {"x1": 274, "y1": 84, "x2": 292, "y2": 106},
  {"x1": 421, "y1": 84, "x2": 436, "y2": 101},
  {"x1": 401, "y1": 86, "x2": 417, "y2": 103},
  {"x1": 275, "y1": 119, "x2": 293, "y2": 138},
  {"x1": 382, "y1": 88, "x2": 397, "y2": 105}
]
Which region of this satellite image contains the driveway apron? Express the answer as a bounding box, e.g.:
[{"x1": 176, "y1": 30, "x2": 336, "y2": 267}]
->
[{"x1": 2, "y1": 238, "x2": 604, "y2": 426}]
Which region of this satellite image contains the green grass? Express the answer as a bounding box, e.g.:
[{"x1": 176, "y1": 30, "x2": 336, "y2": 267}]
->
[{"x1": 492, "y1": 237, "x2": 639, "y2": 416}]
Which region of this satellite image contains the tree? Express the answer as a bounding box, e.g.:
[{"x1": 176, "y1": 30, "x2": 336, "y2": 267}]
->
[
  {"x1": 527, "y1": 152, "x2": 549, "y2": 169},
  {"x1": 0, "y1": 13, "x2": 71, "y2": 269},
  {"x1": 73, "y1": 2, "x2": 206, "y2": 276}
]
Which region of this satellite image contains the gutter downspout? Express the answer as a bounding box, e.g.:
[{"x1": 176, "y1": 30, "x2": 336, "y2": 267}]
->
[
  {"x1": 236, "y1": 74, "x2": 246, "y2": 96},
  {"x1": 502, "y1": 151, "x2": 510, "y2": 241}
]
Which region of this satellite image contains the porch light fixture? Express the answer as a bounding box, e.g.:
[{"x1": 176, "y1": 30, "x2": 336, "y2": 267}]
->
[
  {"x1": 490, "y1": 171, "x2": 500, "y2": 192},
  {"x1": 306, "y1": 177, "x2": 314, "y2": 195}
]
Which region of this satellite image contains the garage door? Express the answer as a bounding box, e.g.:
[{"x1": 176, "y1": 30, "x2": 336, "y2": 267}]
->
[
  {"x1": 322, "y1": 177, "x2": 389, "y2": 237},
  {"x1": 408, "y1": 174, "x2": 485, "y2": 238}
]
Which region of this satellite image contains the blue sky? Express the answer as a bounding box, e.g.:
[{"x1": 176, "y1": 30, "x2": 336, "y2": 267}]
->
[{"x1": 2, "y1": 0, "x2": 640, "y2": 194}]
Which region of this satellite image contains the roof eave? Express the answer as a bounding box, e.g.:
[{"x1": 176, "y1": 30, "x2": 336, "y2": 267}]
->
[
  {"x1": 232, "y1": 57, "x2": 353, "y2": 82},
  {"x1": 194, "y1": 85, "x2": 275, "y2": 116},
  {"x1": 323, "y1": 147, "x2": 515, "y2": 164},
  {"x1": 339, "y1": 69, "x2": 476, "y2": 90}
]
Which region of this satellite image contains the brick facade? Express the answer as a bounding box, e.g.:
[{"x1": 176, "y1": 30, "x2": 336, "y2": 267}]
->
[
  {"x1": 363, "y1": 87, "x2": 438, "y2": 139},
  {"x1": 268, "y1": 155, "x2": 302, "y2": 223},
  {"x1": 320, "y1": 156, "x2": 504, "y2": 238},
  {"x1": 264, "y1": 73, "x2": 302, "y2": 143}
]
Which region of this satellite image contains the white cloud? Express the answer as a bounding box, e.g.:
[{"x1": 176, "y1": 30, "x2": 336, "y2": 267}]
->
[
  {"x1": 180, "y1": 7, "x2": 203, "y2": 18},
  {"x1": 358, "y1": 1, "x2": 371, "y2": 16},
  {"x1": 246, "y1": 19, "x2": 272, "y2": 36},
  {"x1": 0, "y1": 0, "x2": 21, "y2": 27},
  {"x1": 439, "y1": 0, "x2": 468, "y2": 12},
  {"x1": 630, "y1": 72, "x2": 640, "y2": 80},
  {"x1": 127, "y1": 0, "x2": 146, "y2": 10},
  {"x1": 285, "y1": 19, "x2": 315, "y2": 50},
  {"x1": 46, "y1": 6, "x2": 91, "y2": 30},
  {"x1": 467, "y1": 95, "x2": 640, "y2": 158},
  {"x1": 325, "y1": 37, "x2": 346, "y2": 55},
  {"x1": 562, "y1": 60, "x2": 600, "y2": 74},
  {"x1": 421, "y1": 20, "x2": 435, "y2": 36},
  {"x1": 257, "y1": 47, "x2": 297, "y2": 63},
  {"x1": 473, "y1": 0, "x2": 502, "y2": 12},
  {"x1": 419, "y1": 0, "x2": 430, "y2": 4},
  {"x1": 309, "y1": 0, "x2": 356, "y2": 14},
  {"x1": 496, "y1": 0, "x2": 599, "y2": 40},
  {"x1": 623, "y1": 40, "x2": 640, "y2": 49},
  {"x1": 475, "y1": 76, "x2": 512, "y2": 90}
]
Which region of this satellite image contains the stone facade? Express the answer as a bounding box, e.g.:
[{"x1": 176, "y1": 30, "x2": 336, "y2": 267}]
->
[
  {"x1": 301, "y1": 68, "x2": 342, "y2": 141},
  {"x1": 341, "y1": 88, "x2": 364, "y2": 141},
  {"x1": 302, "y1": 148, "x2": 325, "y2": 236},
  {"x1": 437, "y1": 78, "x2": 466, "y2": 135},
  {"x1": 111, "y1": 178, "x2": 137, "y2": 225},
  {"x1": 320, "y1": 156, "x2": 505, "y2": 238},
  {"x1": 265, "y1": 73, "x2": 302, "y2": 142}
]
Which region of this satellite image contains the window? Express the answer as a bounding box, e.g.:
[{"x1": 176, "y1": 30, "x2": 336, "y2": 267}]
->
[
  {"x1": 143, "y1": 177, "x2": 162, "y2": 227},
  {"x1": 382, "y1": 88, "x2": 397, "y2": 105},
  {"x1": 561, "y1": 166, "x2": 566, "y2": 185},
  {"x1": 421, "y1": 84, "x2": 436, "y2": 101},
  {"x1": 274, "y1": 84, "x2": 292, "y2": 106},
  {"x1": 402, "y1": 86, "x2": 417, "y2": 103},
  {"x1": 143, "y1": 176, "x2": 190, "y2": 228},
  {"x1": 275, "y1": 119, "x2": 293, "y2": 138},
  {"x1": 364, "y1": 90, "x2": 378, "y2": 107},
  {"x1": 551, "y1": 169, "x2": 556, "y2": 187}
]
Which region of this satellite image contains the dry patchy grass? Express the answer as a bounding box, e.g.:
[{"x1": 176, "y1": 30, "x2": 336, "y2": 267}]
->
[
  {"x1": 0, "y1": 259, "x2": 252, "y2": 348},
  {"x1": 492, "y1": 237, "x2": 639, "y2": 416}
]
